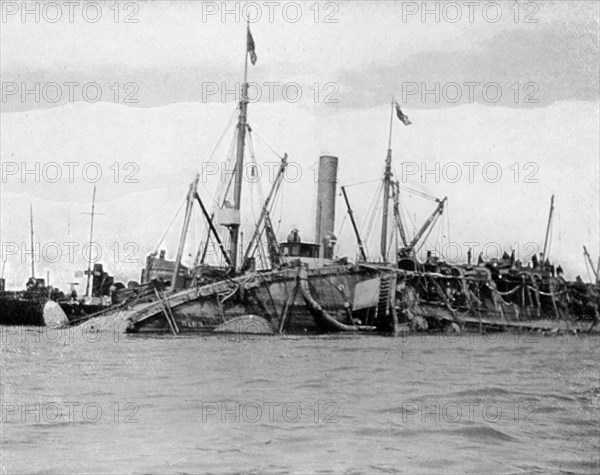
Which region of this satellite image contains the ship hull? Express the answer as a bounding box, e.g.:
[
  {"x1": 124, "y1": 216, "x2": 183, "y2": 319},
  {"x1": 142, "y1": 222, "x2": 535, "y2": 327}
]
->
[
  {"x1": 124, "y1": 265, "x2": 382, "y2": 334},
  {"x1": 0, "y1": 296, "x2": 46, "y2": 326}
]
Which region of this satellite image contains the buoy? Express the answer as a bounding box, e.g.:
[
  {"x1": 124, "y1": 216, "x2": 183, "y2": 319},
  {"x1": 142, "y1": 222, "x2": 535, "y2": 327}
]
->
[{"x1": 43, "y1": 301, "x2": 69, "y2": 327}]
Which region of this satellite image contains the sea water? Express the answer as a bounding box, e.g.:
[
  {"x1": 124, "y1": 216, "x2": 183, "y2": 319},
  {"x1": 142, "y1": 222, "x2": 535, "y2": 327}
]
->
[{"x1": 1, "y1": 327, "x2": 598, "y2": 474}]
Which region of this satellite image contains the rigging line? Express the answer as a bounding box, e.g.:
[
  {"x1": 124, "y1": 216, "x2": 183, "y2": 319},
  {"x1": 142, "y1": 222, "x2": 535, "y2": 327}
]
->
[
  {"x1": 445, "y1": 200, "x2": 451, "y2": 245},
  {"x1": 398, "y1": 188, "x2": 416, "y2": 241},
  {"x1": 211, "y1": 137, "x2": 235, "y2": 213},
  {"x1": 207, "y1": 106, "x2": 239, "y2": 163},
  {"x1": 368, "y1": 183, "x2": 384, "y2": 241},
  {"x1": 247, "y1": 130, "x2": 265, "y2": 204},
  {"x1": 434, "y1": 219, "x2": 441, "y2": 250},
  {"x1": 256, "y1": 229, "x2": 268, "y2": 269},
  {"x1": 361, "y1": 180, "x2": 383, "y2": 237},
  {"x1": 387, "y1": 227, "x2": 396, "y2": 258},
  {"x1": 154, "y1": 197, "x2": 187, "y2": 252},
  {"x1": 585, "y1": 259, "x2": 592, "y2": 283},
  {"x1": 336, "y1": 212, "x2": 348, "y2": 238},
  {"x1": 215, "y1": 130, "x2": 240, "y2": 211},
  {"x1": 415, "y1": 212, "x2": 443, "y2": 255},
  {"x1": 437, "y1": 206, "x2": 445, "y2": 245},
  {"x1": 546, "y1": 226, "x2": 554, "y2": 263},
  {"x1": 198, "y1": 180, "x2": 216, "y2": 204},
  {"x1": 398, "y1": 184, "x2": 439, "y2": 201},
  {"x1": 365, "y1": 197, "x2": 383, "y2": 252},
  {"x1": 343, "y1": 178, "x2": 382, "y2": 188},
  {"x1": 252, "y1": 130, "x2": 285, "y2": 160},
  {"x1": 363, "y1": 191, "x2": 380, "y2": 244},
  {"x1": 276, "y1": 183, "x2": 284, "y2": 234},
  {"x1": 203, "y1": 107, "x2": 240, "y2": 216}
]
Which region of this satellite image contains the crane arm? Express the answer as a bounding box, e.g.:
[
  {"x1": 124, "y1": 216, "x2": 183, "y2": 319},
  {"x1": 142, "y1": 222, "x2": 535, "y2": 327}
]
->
[{"x1": 407, "y1": 197, "x2": 447, "y2": 251}]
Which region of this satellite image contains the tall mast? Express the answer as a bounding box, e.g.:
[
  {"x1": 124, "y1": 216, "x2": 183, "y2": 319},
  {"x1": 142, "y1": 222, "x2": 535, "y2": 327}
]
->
[
  {"x1": 29, "y1": 203, "x2": 35, "y2": 278},
  {"x1": 85, "y1": 185, "x2": 97, "y2": 297},
  {"x1": 541, "y1": 194, "x2": 555, "y2": 262},
  {"x1": 229, "y1": 22, "x2": 251, "y2": 271},
  {"x1": 380, "y1": 98, "x2": 394, "y2": 262}
]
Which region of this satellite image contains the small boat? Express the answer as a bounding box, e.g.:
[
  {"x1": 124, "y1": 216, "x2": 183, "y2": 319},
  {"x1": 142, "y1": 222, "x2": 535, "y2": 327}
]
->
[{"x1": 0, "y1": 205, "x2": 64, "y2": 326}]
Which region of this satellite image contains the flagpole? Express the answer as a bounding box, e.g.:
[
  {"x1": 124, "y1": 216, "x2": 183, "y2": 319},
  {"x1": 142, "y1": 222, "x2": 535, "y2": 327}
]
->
[
  {"x1": 388, "y1": 96, "x2": 394, "y2": 150},
  {"x1": 229, "y1": 22, "x2": 251, "y2": 270},
  {"x1": 381, "y1": 96, "x2": 394, "y2": 262},
  {"x1": 243, "y1": 20, "x2": 249, "y2": 94},
  {"x1": 29, "y1": 203, "x2": 35, "y2": 279}
]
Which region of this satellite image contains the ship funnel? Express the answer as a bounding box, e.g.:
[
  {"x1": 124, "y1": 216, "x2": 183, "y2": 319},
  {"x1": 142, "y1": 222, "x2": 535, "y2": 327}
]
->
[{"x1": 315, "y1": 155, "x2": 338, "y2": 258}]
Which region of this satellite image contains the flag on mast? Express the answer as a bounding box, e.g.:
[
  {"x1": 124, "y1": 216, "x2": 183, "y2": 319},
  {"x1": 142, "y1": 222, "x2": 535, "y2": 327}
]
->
[
  {"x1": 247, "y1": 27, "x2": 257, "y2": 65},
  {"x1": 395, "y1": 102, "x2": 412, "y2": 125}
]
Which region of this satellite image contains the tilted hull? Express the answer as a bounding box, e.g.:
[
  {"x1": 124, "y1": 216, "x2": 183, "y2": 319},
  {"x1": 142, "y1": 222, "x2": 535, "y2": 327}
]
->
[{"x1": 124, "y1": 265, "x2": 382, "y2": 334}]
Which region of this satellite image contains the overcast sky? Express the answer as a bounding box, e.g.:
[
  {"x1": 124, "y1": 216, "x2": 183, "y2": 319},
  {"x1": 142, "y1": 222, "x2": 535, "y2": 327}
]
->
[
  {"x1": 2, "y1": 1, "x2": 597, "y2": 110},
  {"x1": 1, "y1": 1, "x2": 599, "y2": 288}
]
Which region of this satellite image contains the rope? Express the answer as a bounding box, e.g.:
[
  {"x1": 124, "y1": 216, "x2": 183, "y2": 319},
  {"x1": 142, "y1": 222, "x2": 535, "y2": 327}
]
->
[
  {"x1": 398, "y1": 187, "x2": 416, "y2": 239},
  {"x1": 252, "y1": 130, "x2": 285, "y2": 160},
  {"x1": 487, "y1": 284, "x2": 522, "y2": 297},
  {"x1": 526, "y1": 285, "x2": 567, "y2": 297},
  {"x1": 212, "y1": 130, "x2": 239, "y2": 214},
  {"x1": 446, "y1": 200, "x2": 451, "y2": 247},
  {"x1": 204, "y1": 105, "x2": 239, "y2": 215},
  {"x1": 343, "y1": 178, "x2": 381, "y2": 188},
  {"x1": 153, "y1": 198, "x2": 186, "y2": 252},
  {"x1": 276, "y1": 185, "x2": 284, "y2": 234},
  {"x1": 247, "y1": 130, "x2": 265, "y2": 205},
  {"x1": 585, "y1": 257, "x2": 593, "y2": 283},
  {"x1": 362, "y1": 180, "x2": 383, "y2": 245},
  {"x1": 207, "y1": 106, "x2": 239, "y2": 163},
  {"x1": 398, "y1": 184, "x2": 439, "y2": 202},
  {"x1": 336, "y1": 212, "x2": 348, "y2": 240},
  {"x1": 485, "y1": 282, "x2": 568, "y2": 298}
]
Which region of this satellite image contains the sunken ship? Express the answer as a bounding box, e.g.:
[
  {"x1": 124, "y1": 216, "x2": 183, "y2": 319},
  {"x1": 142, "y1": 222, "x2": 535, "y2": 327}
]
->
[{"x1": 80, "y1": 25, "x2": 599, "y2": 336}]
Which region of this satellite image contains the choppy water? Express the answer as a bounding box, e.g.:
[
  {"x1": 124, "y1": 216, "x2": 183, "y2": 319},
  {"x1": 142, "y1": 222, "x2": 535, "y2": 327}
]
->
[{"x1": 1, "y1": 327, "x2": 598, "y2": 474}]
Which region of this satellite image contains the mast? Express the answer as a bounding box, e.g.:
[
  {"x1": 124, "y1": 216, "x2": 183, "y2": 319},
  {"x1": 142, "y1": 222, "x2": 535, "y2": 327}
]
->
[
  {"x1": 171, "y1": 175, "x2": 199, "y2": 291},
  {"x1": 29, "y1": 203, "x2": 35, "y2": 278},
  {"x1": 392, "y1": 180, "x2": 408, "y2": 248},
  {"x1": 541, "y1": 195, "x2": 555, "y2": 262},
  {"x1": 229, "y1": 22, "x2": 251, "y2": 271},
  {"x1": 583, "y1": 245, "x2": 598, "y2": 282},
  {"x1": 85, "y1": 186, "x2": 97, "y2": 297},
  {"x1": 380, "y1": 98, "x2": 394, "y2": 262}
]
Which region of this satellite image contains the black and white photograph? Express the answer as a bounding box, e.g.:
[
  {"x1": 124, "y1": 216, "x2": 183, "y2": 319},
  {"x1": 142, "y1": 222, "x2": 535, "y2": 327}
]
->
[{"x1": 0, "y1": 1, "x2": 599, "y2": 473}]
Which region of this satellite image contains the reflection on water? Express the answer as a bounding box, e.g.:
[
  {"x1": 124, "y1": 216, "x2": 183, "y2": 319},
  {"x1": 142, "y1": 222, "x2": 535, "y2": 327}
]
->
[{"x1": 1, "y1": 327, "x2": 599, "y2": 474}]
